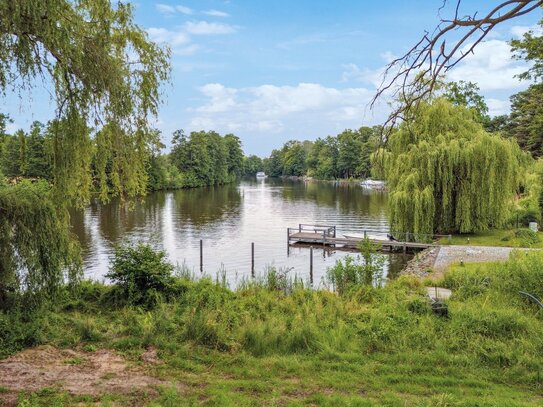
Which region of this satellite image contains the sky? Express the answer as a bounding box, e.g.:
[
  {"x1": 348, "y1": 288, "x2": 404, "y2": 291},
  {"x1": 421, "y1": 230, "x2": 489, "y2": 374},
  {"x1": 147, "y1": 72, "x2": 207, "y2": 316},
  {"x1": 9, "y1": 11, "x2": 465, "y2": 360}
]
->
[{"x1": 2, "y1": 1, "x2": 543, "y2": 156}]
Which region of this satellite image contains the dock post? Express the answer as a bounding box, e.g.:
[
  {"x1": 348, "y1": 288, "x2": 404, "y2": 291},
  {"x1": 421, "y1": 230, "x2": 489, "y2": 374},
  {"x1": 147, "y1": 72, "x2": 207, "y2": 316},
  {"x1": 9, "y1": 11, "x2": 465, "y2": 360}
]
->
[
  {"x1": 333, "y1": 226, "x2": 336, "y2": 238},
  {"x1": 322, "y1": 230, "x2": 326, "y2": 246},
  {"x1": 287, "y1": 228, "x2": 290, "y2": 256},
  {"x1": 309, "y1": 246, "x2": 314, "y2": 285},
  {"x1": 299, "y1": 223, "x2": 302, "y2": 232},
  {"x1": 251, "y1": 242, "x2": 255, "y2": 278},
  {"x1": 200, "y1": 239, "x2": 203, "y2": 272}
]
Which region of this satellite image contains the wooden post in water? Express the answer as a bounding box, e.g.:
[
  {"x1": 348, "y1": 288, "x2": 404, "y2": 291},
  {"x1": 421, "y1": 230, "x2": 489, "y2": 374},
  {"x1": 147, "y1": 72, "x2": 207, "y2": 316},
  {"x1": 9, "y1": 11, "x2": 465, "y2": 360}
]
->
[
  {"x1": 364, "y1": 230, "x2": 367, "y2": 239},
  {"x1": 200, "y1": 239, "x2": 203, "y2": 272},
  {"x1": 251, "y1": 242, "x2": 255, "y2": 278},
  {"x1": 403, "y1": 232, "x2": 407, "y2": 255},
  {"x1": 309, "y1": 246, "x2": 314, "y2": 285}
]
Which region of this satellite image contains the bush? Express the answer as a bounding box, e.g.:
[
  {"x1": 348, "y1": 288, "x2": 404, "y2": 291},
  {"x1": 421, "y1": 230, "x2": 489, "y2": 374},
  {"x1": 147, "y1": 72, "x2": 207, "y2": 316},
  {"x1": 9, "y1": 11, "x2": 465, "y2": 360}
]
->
[
  {"x1": 326, "y1": 238, "x2": 385, "y2": 294},
  {"x1": 106, "y1": 243, "x2": 175, "y2": 308}
]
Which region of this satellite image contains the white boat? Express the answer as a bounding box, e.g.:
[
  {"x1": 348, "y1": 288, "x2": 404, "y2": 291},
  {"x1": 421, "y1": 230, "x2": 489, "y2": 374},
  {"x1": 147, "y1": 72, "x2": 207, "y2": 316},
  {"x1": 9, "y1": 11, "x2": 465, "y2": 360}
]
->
[
  {"x1": 360, "y1": 179, "x2": 386, "y2": 189},
  {"x1": 343, "y1": 233, "x2": 391, "y2": 242},
  {"x1": 256, "y1": 171, "x2": 268, "y2": 178}
]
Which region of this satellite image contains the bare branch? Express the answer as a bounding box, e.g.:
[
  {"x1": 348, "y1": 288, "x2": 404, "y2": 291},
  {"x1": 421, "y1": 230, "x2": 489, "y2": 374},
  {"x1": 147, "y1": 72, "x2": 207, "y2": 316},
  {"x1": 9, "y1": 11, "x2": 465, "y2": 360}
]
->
[{"x1": 372, "y1": 0, "x2": 543, "y2": 139}]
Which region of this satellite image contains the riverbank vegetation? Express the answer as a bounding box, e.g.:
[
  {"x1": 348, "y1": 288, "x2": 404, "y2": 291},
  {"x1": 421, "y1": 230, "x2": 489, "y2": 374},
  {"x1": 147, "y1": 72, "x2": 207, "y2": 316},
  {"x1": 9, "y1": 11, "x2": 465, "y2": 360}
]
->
[
  {"x1": 379, "y1": 97, "x2": 529, "y2": 236},
  {"x1": 2, "y1": 244, "x2": 543, "y2": 405},
  {"x1": 262, "y1": 126, "x2": 381, "y2": 180}
]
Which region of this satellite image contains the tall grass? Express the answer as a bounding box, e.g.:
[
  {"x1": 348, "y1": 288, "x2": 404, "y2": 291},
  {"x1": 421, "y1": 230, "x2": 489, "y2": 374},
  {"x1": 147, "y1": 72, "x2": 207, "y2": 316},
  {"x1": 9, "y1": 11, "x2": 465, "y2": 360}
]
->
[{"x1": 4, "y1": 247, "x2": 543, "y2": 404}]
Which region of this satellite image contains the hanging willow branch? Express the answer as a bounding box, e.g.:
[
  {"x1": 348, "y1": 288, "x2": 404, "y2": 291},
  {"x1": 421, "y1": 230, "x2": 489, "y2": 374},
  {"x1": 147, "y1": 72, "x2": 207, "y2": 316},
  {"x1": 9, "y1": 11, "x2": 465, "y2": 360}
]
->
[{"x1": 372, "y1": 0, "x2": 543, "y2": 136}]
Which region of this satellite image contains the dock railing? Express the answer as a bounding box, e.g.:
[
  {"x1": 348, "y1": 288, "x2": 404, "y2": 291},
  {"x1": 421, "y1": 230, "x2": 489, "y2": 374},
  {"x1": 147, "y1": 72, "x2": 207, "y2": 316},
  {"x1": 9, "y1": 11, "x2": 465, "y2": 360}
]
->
[
  {"x1": 297, "y1": 223, "x2": 336, "y2": 237},
  {"x1": 288, "y1": 225, "x2": 453, "y2": 246}
]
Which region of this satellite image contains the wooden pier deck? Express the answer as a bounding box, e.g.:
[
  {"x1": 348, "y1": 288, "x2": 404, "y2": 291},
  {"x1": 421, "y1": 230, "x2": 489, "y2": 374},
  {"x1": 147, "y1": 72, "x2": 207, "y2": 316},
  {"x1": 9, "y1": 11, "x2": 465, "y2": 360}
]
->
[{"x1": 287, "y1": 224, "x2": 436, "y2": 252}]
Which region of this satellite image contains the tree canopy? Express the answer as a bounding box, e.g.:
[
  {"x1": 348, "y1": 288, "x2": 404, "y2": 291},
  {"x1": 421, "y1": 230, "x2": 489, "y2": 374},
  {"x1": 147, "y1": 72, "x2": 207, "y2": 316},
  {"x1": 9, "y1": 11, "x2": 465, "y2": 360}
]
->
[
  {"x1": 0, "y1": 0, "x2": 170, "y2": 203},
  {"x1": 0, "y1": 0, "x2": 170, "y2": 303},
  {"x1": 380, "y1": 98, "x2": 527, "y2": 236}
]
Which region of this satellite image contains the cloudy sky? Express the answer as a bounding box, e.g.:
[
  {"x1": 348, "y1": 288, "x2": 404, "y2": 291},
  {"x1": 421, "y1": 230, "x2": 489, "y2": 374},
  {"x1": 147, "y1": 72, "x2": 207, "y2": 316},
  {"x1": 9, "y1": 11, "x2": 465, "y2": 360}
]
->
[{"x1": 2, "y1": 1, "x2": 542, "y2": 156}]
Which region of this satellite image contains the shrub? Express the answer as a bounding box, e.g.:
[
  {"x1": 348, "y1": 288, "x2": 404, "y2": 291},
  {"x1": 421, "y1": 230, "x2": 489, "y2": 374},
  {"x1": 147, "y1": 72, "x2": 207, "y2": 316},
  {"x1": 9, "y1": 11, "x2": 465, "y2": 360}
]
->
[
  {"x1": 326, "y1": 238, "x2": 385, "y2": 294},
  {"x1": 106, "y1": 243, "x2": 175, "y2": 308}
]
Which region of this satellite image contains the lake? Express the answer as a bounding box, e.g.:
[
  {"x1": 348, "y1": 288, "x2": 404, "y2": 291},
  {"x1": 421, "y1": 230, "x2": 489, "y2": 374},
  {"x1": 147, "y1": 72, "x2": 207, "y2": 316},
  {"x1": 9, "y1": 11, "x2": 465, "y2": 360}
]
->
[{"x1": 71, "y1": 178, "x2": 410, "y2": 286}]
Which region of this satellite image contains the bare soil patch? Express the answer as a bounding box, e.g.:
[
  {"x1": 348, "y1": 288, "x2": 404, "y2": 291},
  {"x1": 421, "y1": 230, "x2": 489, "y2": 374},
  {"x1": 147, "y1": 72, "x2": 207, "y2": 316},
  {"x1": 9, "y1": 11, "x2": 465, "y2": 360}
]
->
[{"x1": 0, "y1": 346, "x2": 178, "y2": 405}]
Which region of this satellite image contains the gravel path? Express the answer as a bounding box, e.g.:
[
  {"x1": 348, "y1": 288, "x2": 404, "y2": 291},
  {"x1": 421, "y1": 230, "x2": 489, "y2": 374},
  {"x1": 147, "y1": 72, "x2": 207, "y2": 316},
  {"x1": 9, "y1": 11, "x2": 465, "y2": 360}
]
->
[
  {"x1": 433, "y1": 245, "x2": 518, "y2": 272},
  {"x1": 402, "y1": 245, "x2": 534, "y2": 280}
]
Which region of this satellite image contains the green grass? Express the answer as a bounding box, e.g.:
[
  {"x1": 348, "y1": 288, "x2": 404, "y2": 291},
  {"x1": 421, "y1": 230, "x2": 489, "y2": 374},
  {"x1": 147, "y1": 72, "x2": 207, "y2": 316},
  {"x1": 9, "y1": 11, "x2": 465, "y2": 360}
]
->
[
  {"x1": 438, "y1": 228, "x2": 543, "y2": 248},
  {"x1": 5, "y1": 252, "x2": 543, "y2": 405}
]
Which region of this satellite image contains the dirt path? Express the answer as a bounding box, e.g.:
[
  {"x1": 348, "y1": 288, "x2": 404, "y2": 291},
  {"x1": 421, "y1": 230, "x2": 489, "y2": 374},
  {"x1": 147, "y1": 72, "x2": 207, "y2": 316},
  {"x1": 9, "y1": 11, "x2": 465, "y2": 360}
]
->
[{"x1": 0, "y1": 346, "x2": 181, "y2": 406}]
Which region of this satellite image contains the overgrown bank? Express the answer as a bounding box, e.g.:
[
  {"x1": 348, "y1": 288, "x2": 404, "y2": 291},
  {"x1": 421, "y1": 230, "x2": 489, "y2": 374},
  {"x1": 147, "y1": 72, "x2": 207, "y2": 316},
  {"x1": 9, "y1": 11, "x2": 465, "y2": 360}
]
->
[{"x1": 2, "y1": 246, "x2": 543, "y2": 405}]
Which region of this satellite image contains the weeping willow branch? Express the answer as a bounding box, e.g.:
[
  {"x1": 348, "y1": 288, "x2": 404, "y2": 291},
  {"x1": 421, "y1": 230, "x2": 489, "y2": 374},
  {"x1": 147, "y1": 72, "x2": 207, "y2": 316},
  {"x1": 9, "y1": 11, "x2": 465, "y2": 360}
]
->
[
  {"x1": 0, "y1": 0, "x2": 171, "y2": 204},
  {"x1": 372, "y1": 0, "x2": 543, "y2": 138}
]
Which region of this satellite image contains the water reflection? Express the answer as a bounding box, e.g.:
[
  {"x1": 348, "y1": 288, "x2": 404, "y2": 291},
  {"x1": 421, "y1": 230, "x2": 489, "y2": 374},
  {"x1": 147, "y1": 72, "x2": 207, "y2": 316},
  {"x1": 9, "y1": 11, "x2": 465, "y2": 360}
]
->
[{"x1": 71, "y1": 178, "x2": 409, "y2": 282}]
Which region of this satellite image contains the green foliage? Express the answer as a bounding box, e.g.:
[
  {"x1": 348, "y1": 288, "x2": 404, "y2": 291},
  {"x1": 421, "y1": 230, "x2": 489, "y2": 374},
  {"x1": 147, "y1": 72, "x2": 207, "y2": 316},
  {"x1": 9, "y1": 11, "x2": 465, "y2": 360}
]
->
[
  {"x1": 0, "y1": 0, "x2": 170, "y2": 203},
  {"x1": 106, "y1": 243, "x2": 175, "y2": 308},
  {"x1": 282, "y1": 141, "x2": 307, "y2": 176},
  {"x1": 508, "y1": 84, "x2": 543, "y2": 157},
  {"x1": 5, "y1": 250, "x2": 543, "y2": 404},
  {"x1": 381, "y1": 98, "x2": 526, "y2": 235},
  {"x1": 265, "y1": 148, "x2": 284, "y2": 177},
  {"x1": 443, "y1": 80, "x2": 490, "y2": 125},
  {"x1": 0, "y1": 181, "x2": 80, "y2": 306},
  {"x1": 511, "y1": 17, "x2": 543, "y2": 82},
  {"x1": 169, "y1": 129, "x2": 242, "y2": 188},
  {"x1": 242, "y1": 154, "x2": 264, "y2": 175},
  {"x1": 266, "y1": 127, "x2": 381, "y2": 180},
  {"x1": 326, "y1": 239, "x2": 385, "y2": 293}
]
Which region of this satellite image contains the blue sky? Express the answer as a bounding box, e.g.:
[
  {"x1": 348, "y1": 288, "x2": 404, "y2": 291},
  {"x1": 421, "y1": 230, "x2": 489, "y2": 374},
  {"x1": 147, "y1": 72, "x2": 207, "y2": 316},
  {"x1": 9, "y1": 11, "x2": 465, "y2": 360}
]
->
[{"x1": 2, "y1": 1, "x2": 542, "y2": 156}]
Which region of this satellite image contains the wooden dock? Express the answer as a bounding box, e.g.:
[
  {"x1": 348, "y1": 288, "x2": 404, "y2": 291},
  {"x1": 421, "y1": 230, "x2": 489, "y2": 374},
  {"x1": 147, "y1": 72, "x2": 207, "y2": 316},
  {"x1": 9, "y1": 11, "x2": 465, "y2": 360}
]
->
[{"x1": 287, "y1": 224, "x2": 436, "y2": 252}]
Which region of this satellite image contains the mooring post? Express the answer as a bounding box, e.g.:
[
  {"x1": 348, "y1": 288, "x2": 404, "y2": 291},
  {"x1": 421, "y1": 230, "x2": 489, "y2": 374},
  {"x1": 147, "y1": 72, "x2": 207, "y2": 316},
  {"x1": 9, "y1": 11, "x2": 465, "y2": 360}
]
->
[
  {"x1": 200, "y1": 239, "x2": 203, "y2": 272},
  {"x1": 333, "y1": 226, "x2": 337, "y2": 238},
  {"x1": 299, "y1": 223, "x2": 302, "y2": 232},
  {"x1": 251, "y1": 242, "x2": 255, "y2": 278},
  {"x1": 309, "y1": 246, "x2": 314, "y2": 285}
]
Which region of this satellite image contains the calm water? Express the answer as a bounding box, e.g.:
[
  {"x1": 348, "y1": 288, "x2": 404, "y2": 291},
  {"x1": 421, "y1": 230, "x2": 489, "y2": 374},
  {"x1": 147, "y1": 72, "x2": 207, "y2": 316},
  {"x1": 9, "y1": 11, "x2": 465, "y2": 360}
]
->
[{"x1": 71, "y1": 178, "x2": 410, "y2": 286}]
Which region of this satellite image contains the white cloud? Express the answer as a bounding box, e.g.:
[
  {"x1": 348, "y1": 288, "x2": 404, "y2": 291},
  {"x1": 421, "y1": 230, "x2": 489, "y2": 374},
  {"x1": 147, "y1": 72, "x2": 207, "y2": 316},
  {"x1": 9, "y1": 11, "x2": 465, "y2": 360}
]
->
[
  {"x1": 156, "y1": 4, "x2": 176, "y2": 14},
  {"x1": 447, "y1": 39, "x2": 529, "y2": 91},
  {"x1": 176, "y1": 5, "x2": 193, "y2": 15},
  {"x1": 147, "y1": 27, "x2": 190, "y2": 47},
  {"x1": 341, "y1": 63, "x2": 383, "y2": 87},
  {"x1": 486, "y1": 98, "x2": 511, "y2": 117},
  {"x1": 203, "y1": 9, "x2": 230, "y2": 17},
  {"x1": 511, "y1": 24, "x2": 543, "y2": 39},
  {"x1": 188, "y1": 82, "x2": 379, "y2": 136},
  {"x1": 195, "y1": 84, "x2": 238, "y2": 113},
  {"x1": 155, "y1": 3, "x2": 193, "y2": 15},
  {"x1": 184, "y1": 21, "x2": 238, "y2": 35}
]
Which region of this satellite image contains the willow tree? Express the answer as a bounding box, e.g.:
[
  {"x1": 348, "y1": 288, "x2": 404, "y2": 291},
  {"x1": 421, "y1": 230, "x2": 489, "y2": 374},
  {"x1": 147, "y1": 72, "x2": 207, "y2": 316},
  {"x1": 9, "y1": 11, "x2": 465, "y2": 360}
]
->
[
  {"x1": 381, "y1": 98, "x2": 527, "y2": 237},
  {"x1": 0, "y1": 1, "x2": 170, "y2": 302}
]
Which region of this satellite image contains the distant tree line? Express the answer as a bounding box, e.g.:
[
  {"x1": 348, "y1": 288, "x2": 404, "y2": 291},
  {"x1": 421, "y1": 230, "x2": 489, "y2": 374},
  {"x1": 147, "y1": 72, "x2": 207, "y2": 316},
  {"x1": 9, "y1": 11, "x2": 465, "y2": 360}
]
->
[
  {"x1": 262, "y1": 127, "x2": 381, "y2": 180},
  {"x1": 0, "y1": 121, "x2": 249, "y2": 192}
]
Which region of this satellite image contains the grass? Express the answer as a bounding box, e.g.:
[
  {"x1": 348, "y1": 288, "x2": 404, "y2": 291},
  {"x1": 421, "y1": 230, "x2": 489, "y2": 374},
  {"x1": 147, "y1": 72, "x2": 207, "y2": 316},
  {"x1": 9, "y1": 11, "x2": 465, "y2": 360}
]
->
[
  {"x1": 3, "y1": 253, "x2": 543, "y2": 405},
  {"x1": 437, "y1": 228, "x2": 543, "y2": 248}
]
